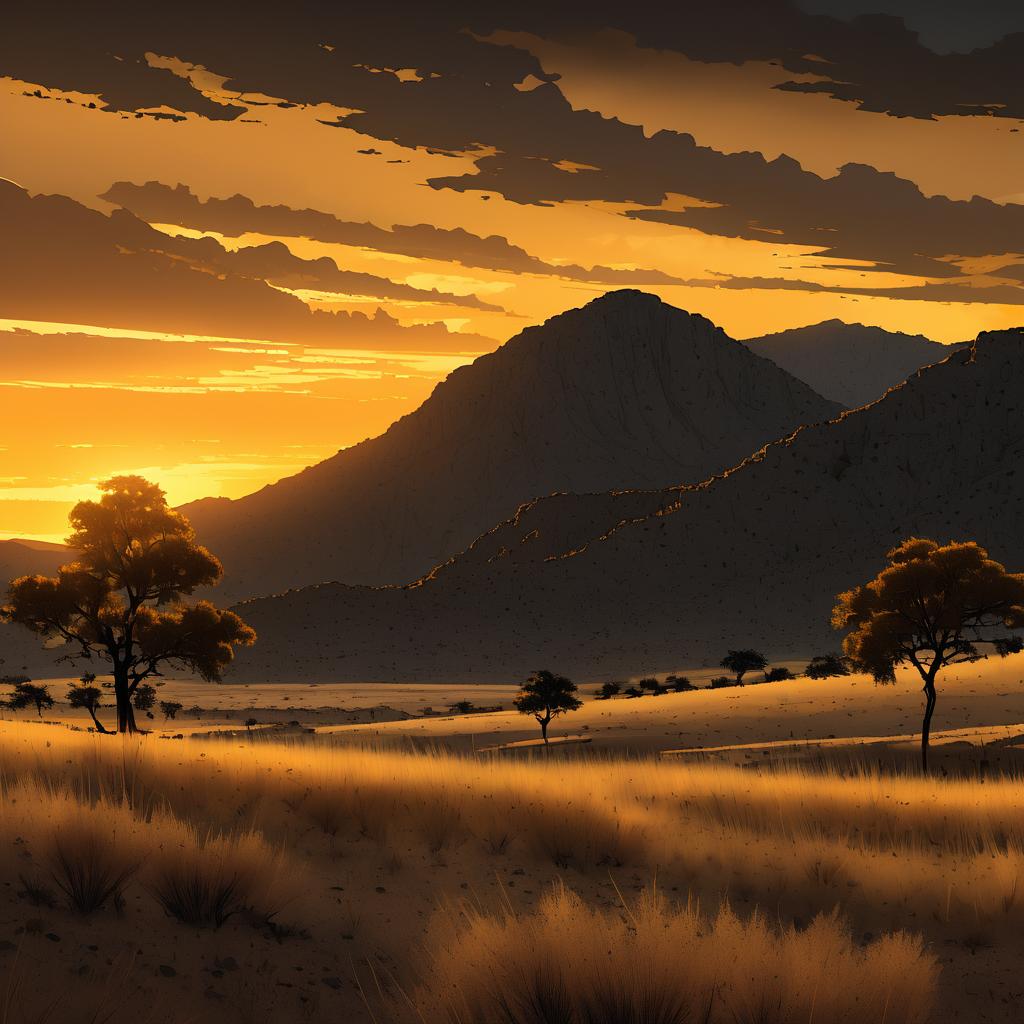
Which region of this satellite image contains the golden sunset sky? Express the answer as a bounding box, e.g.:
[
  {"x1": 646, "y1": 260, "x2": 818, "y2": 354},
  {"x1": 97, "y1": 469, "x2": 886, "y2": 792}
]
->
[{"x1": 2, "y1": 2, "x2": 1023, "y2": 539}]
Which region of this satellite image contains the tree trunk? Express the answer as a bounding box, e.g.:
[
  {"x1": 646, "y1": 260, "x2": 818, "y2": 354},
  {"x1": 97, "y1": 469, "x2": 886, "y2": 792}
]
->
[
  {"x1": 540, "y1": 714, "x2": 550, "y2": 744},
  {"x1": 114, "y1": 668, "x2": 138, "y2": 734},
  {"x1": 89, "y1": 707, "x2": 111, "y2": 734},
  {"x1": 921, "y1": 671, "x2": 938, "y2": 774}
]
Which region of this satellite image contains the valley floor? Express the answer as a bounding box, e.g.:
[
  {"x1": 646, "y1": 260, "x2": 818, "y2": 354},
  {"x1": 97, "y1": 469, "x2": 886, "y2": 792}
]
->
[{"x1": 3, "y1": 654, "x2": 1024, "y2": 1021}]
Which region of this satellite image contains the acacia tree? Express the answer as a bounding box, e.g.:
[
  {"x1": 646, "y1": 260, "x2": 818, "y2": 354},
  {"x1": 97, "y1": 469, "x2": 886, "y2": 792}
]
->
[
  {"x1": 513, "y1": 669, "x2": 582, "y2": 744},
  {"x1": 1, "y1": 476, "x2": 256, "y2": 734},
  {"x1": 833, "y1": 538, "x2": 1024, "y2": 773},
  {"x1": 8, "y1": 681, "x2": 54, "y2": 717},
  {"x1": 720, "y1": 649, "x2": 768, "y2": 686},
  {"x1": 67, "y1": 674, "x2": 111, "y2": 733},
  {"x1": 159, "y1": 700, "x2": 183, "y2": 721}
]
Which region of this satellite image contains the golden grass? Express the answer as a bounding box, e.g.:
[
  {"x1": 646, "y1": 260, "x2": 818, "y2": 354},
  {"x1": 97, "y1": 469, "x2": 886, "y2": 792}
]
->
[
  {"x1": 405, "y1": 886, "x2": 936, "y2": 1024},
  {"x1": 2, "y1": 716, "x2": 1022, "y2": 1016}
]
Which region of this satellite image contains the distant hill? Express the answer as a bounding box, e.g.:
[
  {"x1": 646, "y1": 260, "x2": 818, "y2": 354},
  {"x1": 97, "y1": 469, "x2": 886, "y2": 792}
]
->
[
  {"x1": 0, "y1": 541, "x2": 70, "y2": 678},
  {"x1": 745, "y1": 320, "x2": 959, "y2": 408},
  {"x1": 229, "y1": 328, "x2": 1024, "y2": 683},
  {"x1": 185, "y1": 290, "x2": 841, "y2": 600}
]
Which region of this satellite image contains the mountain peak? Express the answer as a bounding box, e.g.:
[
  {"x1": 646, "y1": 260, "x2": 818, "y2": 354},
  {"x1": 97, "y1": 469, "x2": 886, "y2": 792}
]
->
[{"x1": 185, "y1": 294, "x2": 839, "y2": 600}]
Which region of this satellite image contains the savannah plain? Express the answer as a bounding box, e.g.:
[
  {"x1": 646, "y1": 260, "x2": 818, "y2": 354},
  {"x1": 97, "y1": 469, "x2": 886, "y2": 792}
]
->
[{"x1": 2, "y1": 651, "x2": 1024, "y2": 1023}]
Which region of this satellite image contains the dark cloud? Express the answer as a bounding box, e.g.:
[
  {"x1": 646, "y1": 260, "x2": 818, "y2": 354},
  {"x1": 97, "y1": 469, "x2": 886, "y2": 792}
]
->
[
  {"x1": 6, "y1": 1, "x2": 1024, "y2": 125},
  {"x1": 0, "y1": 180, "x2": 495, "y2": 352},
  {"x1": 690, "y1": 274, "x2": 1024, "y2": 305},
  {"x1": 101, "y1": 181, "x2": 688, "y2": 286}
]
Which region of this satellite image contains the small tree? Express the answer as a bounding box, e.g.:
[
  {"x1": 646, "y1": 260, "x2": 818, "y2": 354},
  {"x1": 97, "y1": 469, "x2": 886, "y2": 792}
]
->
[
  {"x1": 8, "y1": 681, "x2": 54, "y2": 717},
  {"x1": 595, "y1": 682, "x2": 621, "y2": 700},
  {"x1": 833, "y1": 538, "x2": 1024, "y2": 773},
  {"x1": 804, "y1": 654, "x2": 850, "y2": 679},
  {"x1": 513, "y1": 670, "x2": 582, "y2": 744},
  {"x1": 1, "y1": 476, "x2": 256, "y2": 733},
  {"x1": 720, "y1": 650, "x2": 768, "y2": 686},
  {"x1": 638, "y1": 677, "x2": 664, "y2": 696},
  {"x1": 623, "y1": 685, "x2": 643, "y2": 698},
  {"x1": 765, "y1": 667, "x2": 793, "y2": 682},
  {"x1": 244, "y1": 717, "x2": 258, "y2": 732},
  {"x1": 449, "y1": 700, "x2": 475, "y2": 714},
  {"x1": 133, "y1": 683, "x2": 158, "y2": 713},
  {"x1": 67, "y1": 674, "x2": 110, "y2": 733},
  {"x1": 160, "y1": 700, "x2": 183, "y2": 721},
  {"x1": 665, "y1": 675, "x2": 695, "y2": 692},
  {"x1": 709, "y1": 676, "x2": 735, "y2": 689}
]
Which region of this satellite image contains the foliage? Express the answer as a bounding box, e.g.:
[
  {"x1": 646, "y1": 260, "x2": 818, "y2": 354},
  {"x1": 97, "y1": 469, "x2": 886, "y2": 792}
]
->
[
  {"x1": 720, "y1": 649, "x2": 768, "y2": 685},
  {"x1": 449, "y1": 700, "x2": 475, "y2": 714},
  {"x1": 709, "y1": 676, "x2": 736, "y2": 689},
  {"x1": 665, "y1": 675, "x2": 695, "y2": 692},
  {"x1": 132, "y1": 683, "x2": 158, "y2": 711},
  {"x1": 765, "y1": 666, "x2": 793, "y2": 682},
  {"x1": 624, "y1": 685, "x2": 644, "y2": 698},
  {"x1": 67, "y1": 676, "x2": 110, "y2": 733},
  {"x1": 804, "y1": 654, "x2": 851, "y2": 678},
  {"x1": 7, "y1": 681, "x2": 54, "y2": 717},
  {"x1": 595, "y1": 682, "x2": 621, "y2": 700},
  {"x1": 159, "y1": 700, "x2": 183, "y2": 720},
  {"x1": 513, "y1": 670, "x2": 582, "y2": 743},
  {"x1": 833, "y1": 537, "x2": 1024, "y2": 772},
  {"x1": 1, "y1": 476, "x2": 256, "y2": 733},
  {"x1": 638, "y1": 677, "x2": 664, "y2": 695}
]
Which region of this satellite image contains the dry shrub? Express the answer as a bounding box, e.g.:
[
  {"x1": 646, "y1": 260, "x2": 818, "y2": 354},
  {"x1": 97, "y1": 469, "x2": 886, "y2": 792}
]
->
[
  {"x1": 411, "y1": 886, "x2": 936, "y2": 1024},
  {"x1": 145, "y1": 818, "x2": 295, "y2": 928},
  {"x1": 1, "y1": 782, "x2": 143, "y2": 915}
]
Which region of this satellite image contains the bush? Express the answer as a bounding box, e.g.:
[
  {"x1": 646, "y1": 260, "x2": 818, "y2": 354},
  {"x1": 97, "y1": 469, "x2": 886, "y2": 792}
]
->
[
  {"x1": 410, "y1": 886, "x2": 936, "y2": 1024},
  {"x1": 595, "y1": 682, "x2": 622, "y2": 700},
  {"x1": 765, "y1": 666, "x2": 794, "y2": 682},
  {"x1": 147, "y1": 823, "x2": 291, "y2": 929},
  {"x1": 638, "y1": 677, "x2": 665, "y2": 696},
  {"x1": 709, "y1": 676, "x2": 737, "y2": 689},
  {"x1": 624, "y1": 685, "x2": 644, "y2": 698},
  {"x1": 805, "y1": 654, "x2": 851, "y2": 678},
  {"x1": 665, "y1": 675, "x2": 695, "y2": 692}
]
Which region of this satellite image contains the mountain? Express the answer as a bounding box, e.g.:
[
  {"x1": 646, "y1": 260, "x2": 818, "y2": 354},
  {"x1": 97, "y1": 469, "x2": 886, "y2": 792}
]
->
[
  {"x1": 744, "y1": 320, "x2": 958, "y2": 408},
  {"x1": 0, "y1": 541, "x2": 70, "y2": 678},
  {"x1": 185, "y1": 290, "x2": 841, "y2": 600},
  {"x1": 229, "y1": 328, "x2": 1024, "y2": 683}
]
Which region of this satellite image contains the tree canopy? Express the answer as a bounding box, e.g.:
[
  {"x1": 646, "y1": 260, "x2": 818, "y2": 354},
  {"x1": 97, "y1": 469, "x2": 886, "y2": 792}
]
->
[
  {"x1": 513, "y1": 669, "x2": 583, "y2": 744},
  {"x1": 720, "y1": 649, "x2": 768, "y2": 685},
  {"x1": 2, "y1": 476, "x2": 256, "y2": 733},
  {"x1": 833, "y1": 538, "x2": 1024, "y2": 771}
]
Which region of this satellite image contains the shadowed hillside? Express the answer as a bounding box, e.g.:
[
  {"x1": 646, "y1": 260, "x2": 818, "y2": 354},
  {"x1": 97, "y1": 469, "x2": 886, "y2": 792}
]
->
[
  {"x1": 185, "y1": 291, "x2": 840, "y2": 599},
  {"x1": 231, "y1": 328, "x2": 1024, "y2": 682},
  {"x1": 745, "y1": 319, "x2": 958, "y2": 407}
]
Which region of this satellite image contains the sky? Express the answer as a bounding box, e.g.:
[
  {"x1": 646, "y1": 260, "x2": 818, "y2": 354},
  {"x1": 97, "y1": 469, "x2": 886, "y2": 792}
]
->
[{"x1": 1, "y1": 0, "x2": 1023, "y2": 540}]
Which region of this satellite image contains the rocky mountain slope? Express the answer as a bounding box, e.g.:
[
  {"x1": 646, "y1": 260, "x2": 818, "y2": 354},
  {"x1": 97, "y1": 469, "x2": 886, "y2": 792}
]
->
[
  {"x1": 229, "y1": 328, "x2": 1024, "y2": 683},
  {"x1": 745, "y1": 320, "x2": 957, "y2": 407},
  {"x1": 184, "y1": 291, "x2": 841, "y2": 600}
]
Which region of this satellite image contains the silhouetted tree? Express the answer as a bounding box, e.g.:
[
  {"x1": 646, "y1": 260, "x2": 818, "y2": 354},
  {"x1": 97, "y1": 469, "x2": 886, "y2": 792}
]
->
[
  {"x1": 709, "y1": 676, "x2": 735, "y2": 689},
  {"x1": 804, "y1": 654, "x2": 850, "y2": 679},
  {"x1": 513, "y1": 670, "x2": 582, "y2": 744},
  {"x1": 159, "y1": 700, "x2": 183, "y2": 721},
  {"x1": 8, "y1": 681, "x2": 54, "y2": 717},
  {"x1": 244, "y1": 717, "x2": 258, "y2": 732},
  {"x1": 833, "y1": 538, "x2": 1024, "y2": 773},
  {"x1": 638, "y1": 677, "x2": 664, "y2": 696},
  {"x1": 720, "y1": 650, "x2": 767, "y2": 686},
  {"x1": 449, "y1": 700, "x2": 475, "y2": 714},
  {"x1": 133, "y1": 683, "x2": 158, "y2": 713},
  {"x1": 665, "y1": 675, "x2": 695, "y2": 692},
  {"x1": 595, "y1": 682, "x2": 621, "y2": 700},
  {"x1": 765, "y1": 667, "x2": 793, "y2": 682},
  {"x1": 66, "y1": 674, "x2": 110, "y2": 733},
  {"x1": 1, "y1": 476, "x2": 256, "y2": 734},
  {"x1": 624, "y1": 685, "x2": 644, "y2": 698}
]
